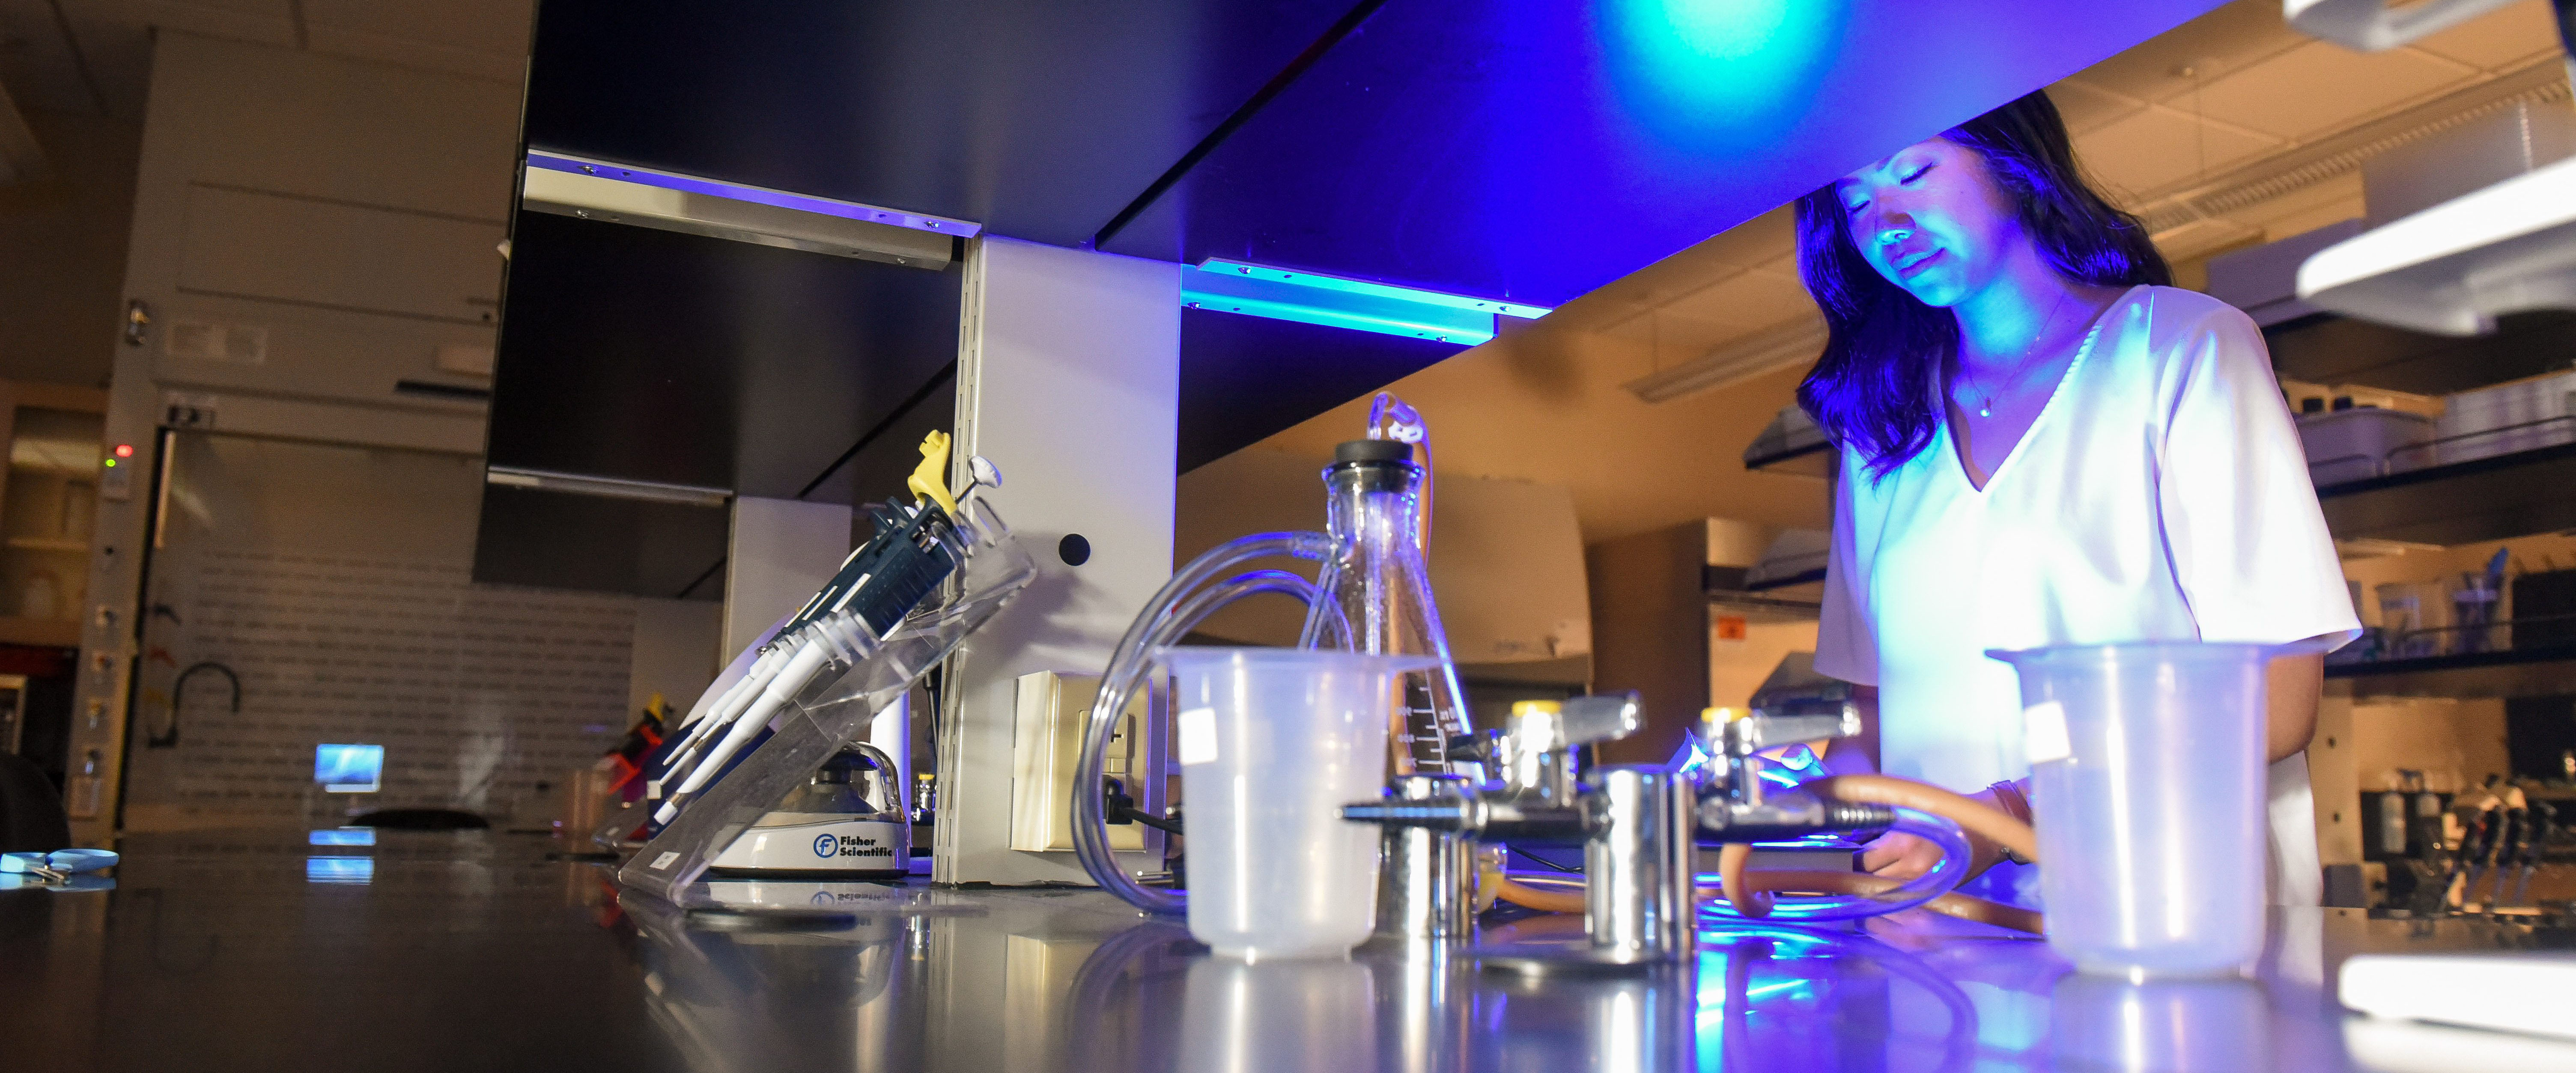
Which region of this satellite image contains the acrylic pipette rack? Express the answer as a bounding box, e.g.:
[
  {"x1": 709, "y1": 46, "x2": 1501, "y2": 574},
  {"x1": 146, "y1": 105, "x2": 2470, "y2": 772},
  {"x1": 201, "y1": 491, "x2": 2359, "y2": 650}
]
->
[{"x1": 617, "y1": 497, "x2": 1036, "y2": 904}]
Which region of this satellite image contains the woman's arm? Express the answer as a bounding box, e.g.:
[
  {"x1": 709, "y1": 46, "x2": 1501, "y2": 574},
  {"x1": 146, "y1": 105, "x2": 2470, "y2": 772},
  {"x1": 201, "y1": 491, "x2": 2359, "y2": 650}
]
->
[{"x1": 2267, "y1": 650, "x2": 2324, "y2": 764}]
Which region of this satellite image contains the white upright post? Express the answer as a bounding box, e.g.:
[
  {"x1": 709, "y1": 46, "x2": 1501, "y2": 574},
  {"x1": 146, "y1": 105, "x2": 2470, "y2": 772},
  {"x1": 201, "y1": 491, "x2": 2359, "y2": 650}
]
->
[
  {"x1": 721, "y1": 496, "x2": 853, "y2": 662},
  {"x1": 936, "y1": 235, "x2": 1179, "y2": 885}
]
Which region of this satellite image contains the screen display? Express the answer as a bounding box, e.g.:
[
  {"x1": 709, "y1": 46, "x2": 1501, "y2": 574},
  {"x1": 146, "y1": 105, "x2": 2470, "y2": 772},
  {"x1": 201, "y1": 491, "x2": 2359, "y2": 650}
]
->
[
  {"x1": 314, "y1": 743, "x2": 384, "y2": 793},
  {"x1": 305, "y1": 856, "x2": 375, "y2": 884},
  {"x1": 308, "y1": 828, "x2": 376, "y2": 846}
]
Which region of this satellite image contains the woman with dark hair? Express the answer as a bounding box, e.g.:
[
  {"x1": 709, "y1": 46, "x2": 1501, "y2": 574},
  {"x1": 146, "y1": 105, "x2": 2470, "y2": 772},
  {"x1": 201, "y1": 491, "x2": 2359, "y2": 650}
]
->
[{"x1": 1799, "y1": 91, "x2": 2359, "y2": 908}]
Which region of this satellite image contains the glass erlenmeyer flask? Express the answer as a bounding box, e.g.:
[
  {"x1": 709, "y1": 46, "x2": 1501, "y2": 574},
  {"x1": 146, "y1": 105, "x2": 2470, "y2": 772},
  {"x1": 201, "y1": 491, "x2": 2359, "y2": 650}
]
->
[{"x1": 1299, "y1": 439, "x2": 1477, "y2": 778}]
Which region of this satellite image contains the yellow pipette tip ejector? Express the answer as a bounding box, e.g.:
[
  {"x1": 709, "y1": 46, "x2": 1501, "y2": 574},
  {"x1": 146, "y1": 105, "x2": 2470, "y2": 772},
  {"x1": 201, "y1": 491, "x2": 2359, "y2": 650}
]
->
[{"x1": 908, "y1": 431, "x2": 962, "y2": 519}]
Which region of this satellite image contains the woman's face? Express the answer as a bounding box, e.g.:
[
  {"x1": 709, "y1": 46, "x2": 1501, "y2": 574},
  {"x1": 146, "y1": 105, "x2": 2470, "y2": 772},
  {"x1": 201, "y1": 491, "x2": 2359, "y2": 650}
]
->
[{"x1": 1834, "y1": 138, "x2": 2024, "y2": 308}]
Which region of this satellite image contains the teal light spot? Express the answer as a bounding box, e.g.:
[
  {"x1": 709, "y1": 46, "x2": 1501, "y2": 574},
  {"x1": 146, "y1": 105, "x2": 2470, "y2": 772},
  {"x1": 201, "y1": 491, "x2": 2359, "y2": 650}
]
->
[{"x1": 1604, "y1": 0, "x2": 1846, "y2": 144}]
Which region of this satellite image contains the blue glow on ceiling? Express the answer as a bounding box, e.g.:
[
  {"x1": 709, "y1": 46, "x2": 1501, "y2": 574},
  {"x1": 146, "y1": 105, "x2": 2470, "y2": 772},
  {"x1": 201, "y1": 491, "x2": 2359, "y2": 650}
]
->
[
  {"x1": 1603, "y1": 0, "x2": 1846, "y2": 145},
  {"x1": 1180, "y1": 259, "x2": 1550, "y2": 346}
]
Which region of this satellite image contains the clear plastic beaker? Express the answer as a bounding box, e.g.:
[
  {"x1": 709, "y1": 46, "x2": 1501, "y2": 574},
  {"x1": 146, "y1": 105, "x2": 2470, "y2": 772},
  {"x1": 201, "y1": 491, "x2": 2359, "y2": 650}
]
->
[
  {"x1": 1987, "y1": 642, "x2": 2278, "y2": 978},
  {"x1": 1164, "y1": 647, "x2": 1434, "y2": 960}
]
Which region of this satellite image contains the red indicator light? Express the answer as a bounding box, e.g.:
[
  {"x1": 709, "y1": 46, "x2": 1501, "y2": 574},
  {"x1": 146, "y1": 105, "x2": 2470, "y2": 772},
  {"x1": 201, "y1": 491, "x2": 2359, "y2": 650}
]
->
[{"x1": 113, "y1": 443, "x2": 134, "y2": 458}]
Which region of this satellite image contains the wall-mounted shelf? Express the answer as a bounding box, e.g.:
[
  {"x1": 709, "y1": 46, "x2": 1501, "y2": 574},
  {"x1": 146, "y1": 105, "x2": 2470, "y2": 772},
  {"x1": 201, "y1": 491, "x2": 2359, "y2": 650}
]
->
[
  {"x1": 1742, "y1": 407, "x2": 1834, "y2": 478},
  {"x1": 2328, "y1": 643, "x2": 2576, "y2": 700},
  {"x1": 1704, "y1": 565, "x2": 1820, "y2": 622},
  {"x1": 2316, "y1": 438, "x2": 2576, "y2": 547},
  {"x1": 1743, "y1": 566, "x2": 1827, "y2": 593}
]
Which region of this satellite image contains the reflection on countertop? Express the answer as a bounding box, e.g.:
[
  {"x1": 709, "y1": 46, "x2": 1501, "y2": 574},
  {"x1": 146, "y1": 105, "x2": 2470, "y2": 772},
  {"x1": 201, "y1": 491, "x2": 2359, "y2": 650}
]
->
[{"x1": 2, "y1": 829, "x2": 2573, "y2": 1071}]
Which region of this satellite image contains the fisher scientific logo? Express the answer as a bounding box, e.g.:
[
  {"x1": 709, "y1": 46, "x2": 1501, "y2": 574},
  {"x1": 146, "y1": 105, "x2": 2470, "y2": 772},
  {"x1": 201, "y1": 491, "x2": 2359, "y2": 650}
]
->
[{"x1": 810, "y1": 831, "x2": 898, "y2": 860}]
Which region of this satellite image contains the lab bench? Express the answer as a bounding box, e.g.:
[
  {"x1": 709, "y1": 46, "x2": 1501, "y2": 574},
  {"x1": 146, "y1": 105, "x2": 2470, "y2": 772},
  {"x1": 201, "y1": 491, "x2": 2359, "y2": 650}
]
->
[{"x1": 2, "y1": 829, "x2": 2568, "y2": 1072}]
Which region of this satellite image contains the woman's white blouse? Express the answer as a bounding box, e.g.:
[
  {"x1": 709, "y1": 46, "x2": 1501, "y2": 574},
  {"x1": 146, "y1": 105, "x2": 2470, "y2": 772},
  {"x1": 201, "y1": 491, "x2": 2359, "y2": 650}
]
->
[{"x1": 1813, "y1": 285, "x2": 2361, "y2": 904}]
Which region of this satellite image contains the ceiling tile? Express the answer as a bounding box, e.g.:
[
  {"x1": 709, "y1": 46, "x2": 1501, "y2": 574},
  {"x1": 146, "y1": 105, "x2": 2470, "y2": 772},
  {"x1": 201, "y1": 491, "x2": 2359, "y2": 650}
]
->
[
  {"x1": 2407, "y1": 0, "x2": 2563, "y2": 70},
  {"x1": 1691, "y1": 205, "x2": 1796, "y2": 270},
  {"x1": 301, "y1": 0, "x2": 531, "y2": 59},
  {"x1": 2075, "y1": 106, "x2": 2279, "y2": 200},
  {"x1": 97, "y1": 0, "x2": 297, "y2": 47},
  {"x1": 1653, "y1": 268, "x2": 1815, "y2": 351},
  {"x1": 2194, "y1": 39, "x2": 2477, "y2": 139},
  {"x1": 2049, "y1": 77, "x2": 2147, "y2": 135},
  {"x1": 0, "y1": 0, "x2": 101, "y2": 113},
  {"x1": 2065, "y1": 0, "x2": 2311, "y2": 105},
  {"x1": 306, "y1": 24, "x2": 524, "y2": 83}
]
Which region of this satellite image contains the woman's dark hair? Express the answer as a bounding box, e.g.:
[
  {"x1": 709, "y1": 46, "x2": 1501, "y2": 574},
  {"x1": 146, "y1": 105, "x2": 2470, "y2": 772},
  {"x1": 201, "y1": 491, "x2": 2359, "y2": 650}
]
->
[{"x1": 1794, "y1": 90, "x2": 2169, "y2": 480}]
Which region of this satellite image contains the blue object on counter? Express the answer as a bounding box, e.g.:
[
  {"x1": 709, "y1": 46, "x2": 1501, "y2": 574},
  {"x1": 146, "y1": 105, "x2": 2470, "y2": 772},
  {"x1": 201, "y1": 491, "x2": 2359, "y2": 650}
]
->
[
  {"x1": 2, "y1": 848, "x2": 118, "y2": 874},
  {"x1": 0, "y1": 849, "x2": 119, "y2": 891}
]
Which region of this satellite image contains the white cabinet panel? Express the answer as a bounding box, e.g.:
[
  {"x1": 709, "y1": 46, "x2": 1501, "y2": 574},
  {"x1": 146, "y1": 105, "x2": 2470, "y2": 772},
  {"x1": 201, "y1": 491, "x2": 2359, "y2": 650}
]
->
[{"x1": 178, "y1": 183, "x2": 501, "y2": 324}]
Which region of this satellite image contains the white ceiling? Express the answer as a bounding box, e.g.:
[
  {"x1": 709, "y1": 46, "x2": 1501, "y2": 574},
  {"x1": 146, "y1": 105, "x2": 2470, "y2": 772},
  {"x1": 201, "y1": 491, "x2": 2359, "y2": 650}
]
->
[
  {"x1": 1242, "y1": 0, "x2": 2576, "y2": 547},
  {"x1": 0, "y1": 0, "x2": 531, "y2": 119}
]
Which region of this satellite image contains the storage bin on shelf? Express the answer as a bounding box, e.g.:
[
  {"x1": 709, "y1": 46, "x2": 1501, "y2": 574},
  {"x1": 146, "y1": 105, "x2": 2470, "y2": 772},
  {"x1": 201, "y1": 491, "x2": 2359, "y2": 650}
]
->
[{"x1": 2299, "y1": 407, "x2": 2434, "y2": 486}]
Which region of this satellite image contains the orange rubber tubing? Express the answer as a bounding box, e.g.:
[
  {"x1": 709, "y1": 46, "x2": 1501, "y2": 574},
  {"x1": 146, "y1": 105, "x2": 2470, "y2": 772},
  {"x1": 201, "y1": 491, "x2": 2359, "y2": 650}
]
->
[
  {"x1": 1721, "y1": 869, "x2": 2045, "y2": 934},
  {"x1": 1804, "y1": 774, "x2": 2040, "y2": 863},
  {"x1": 1491, "y1": 773, "x2": 2045, "y2": 933},
  {"x1": 1495, "y1": 877, "x2": 1586, "y2": 914},
  {"x1": 1498, "y1": 868, "x2": 2043, "y2": 933}
]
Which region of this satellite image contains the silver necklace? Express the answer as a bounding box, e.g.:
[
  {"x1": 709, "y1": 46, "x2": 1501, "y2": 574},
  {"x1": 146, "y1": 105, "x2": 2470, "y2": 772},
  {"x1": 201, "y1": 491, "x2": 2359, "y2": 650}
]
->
[{"x1": 1959, "y1": 291, "x2": 2074, "y2": 419}]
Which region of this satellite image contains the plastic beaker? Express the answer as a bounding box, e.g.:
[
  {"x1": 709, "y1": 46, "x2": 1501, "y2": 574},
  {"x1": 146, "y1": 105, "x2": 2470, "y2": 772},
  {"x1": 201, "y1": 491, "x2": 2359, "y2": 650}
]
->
[
  {"x1": 1163, "y1": 647, "x2": 1434, "y2": 960},
  {"x1": 1987, "y1": 642, "x2": 2278, "y2": 978}
]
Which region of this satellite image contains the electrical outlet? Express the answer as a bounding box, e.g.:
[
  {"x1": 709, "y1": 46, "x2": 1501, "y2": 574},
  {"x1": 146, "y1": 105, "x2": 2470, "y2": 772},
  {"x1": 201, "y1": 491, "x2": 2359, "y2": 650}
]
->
[{"x1": 1009, "y1": 671, "x2": 1155, "y2": 853}]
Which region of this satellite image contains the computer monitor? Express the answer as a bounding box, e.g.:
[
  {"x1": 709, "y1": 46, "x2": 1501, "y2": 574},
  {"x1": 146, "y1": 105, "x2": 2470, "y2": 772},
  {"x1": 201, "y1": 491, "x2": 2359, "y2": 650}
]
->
[{"x1": 314, "y1": 743, "x2": 384, "y2": 793}]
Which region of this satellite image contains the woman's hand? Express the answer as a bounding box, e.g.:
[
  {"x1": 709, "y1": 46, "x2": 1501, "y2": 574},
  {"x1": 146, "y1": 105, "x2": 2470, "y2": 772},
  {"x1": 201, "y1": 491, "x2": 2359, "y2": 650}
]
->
[{"x1": 1857, "y1": 787, "x2": 2011, "y2": 881}]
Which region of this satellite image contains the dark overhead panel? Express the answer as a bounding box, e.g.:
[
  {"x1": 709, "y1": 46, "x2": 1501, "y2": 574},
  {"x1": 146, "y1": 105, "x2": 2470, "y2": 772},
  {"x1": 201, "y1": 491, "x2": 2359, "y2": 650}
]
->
[
  {"x1": 520, "y1": 0, "x2": 1365, "y2": 247},
  {"x1": 1101, "y1": 0, "x2": 2227, "y2": 305},
  {"x1": 473, "y1": 485, "x2": 734, "y2": 601},
  {"x1": 488, "y1": 211, "x2": 962, "y2": 505},
  {"x1": 1176, "y1": 307, "x2": 1466, "y2": 473}
]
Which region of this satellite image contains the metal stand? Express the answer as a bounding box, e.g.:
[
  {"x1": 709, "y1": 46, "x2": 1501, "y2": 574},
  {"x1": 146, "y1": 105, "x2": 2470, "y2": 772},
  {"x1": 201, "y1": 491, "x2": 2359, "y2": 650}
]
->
[{"x1": 1477, "y1": 767, "x2": 1698, "y2": 977}]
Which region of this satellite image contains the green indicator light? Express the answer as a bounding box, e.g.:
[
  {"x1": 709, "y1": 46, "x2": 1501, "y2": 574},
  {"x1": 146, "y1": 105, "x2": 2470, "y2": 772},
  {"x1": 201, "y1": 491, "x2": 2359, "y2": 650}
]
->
[{"x1": 102, "y1": 458, "x2": 116, "y2": 468}]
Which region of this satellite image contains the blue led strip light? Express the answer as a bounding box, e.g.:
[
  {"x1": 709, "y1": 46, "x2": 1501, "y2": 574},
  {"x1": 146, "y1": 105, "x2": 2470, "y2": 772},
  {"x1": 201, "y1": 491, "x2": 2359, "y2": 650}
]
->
[
  {"x1": 1183, "y1": 259, "x2": 1551, "y2": 345},
  {"x1": 524, "y1": 150, "x2": 982, "y2": 238}
]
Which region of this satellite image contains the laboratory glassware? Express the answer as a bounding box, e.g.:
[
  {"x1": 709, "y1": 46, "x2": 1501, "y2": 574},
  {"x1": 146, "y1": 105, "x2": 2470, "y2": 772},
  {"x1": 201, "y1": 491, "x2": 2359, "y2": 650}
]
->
[
  {"x1": 1300, "y1": 438, "x2": 1476, "y2": 778},
  {"x1": 1990, "y1": 641, "x2": 2279, "y2": 977},
  {"x1": 1165, "y1": 647, "x2": 1431, "y2": 959}
]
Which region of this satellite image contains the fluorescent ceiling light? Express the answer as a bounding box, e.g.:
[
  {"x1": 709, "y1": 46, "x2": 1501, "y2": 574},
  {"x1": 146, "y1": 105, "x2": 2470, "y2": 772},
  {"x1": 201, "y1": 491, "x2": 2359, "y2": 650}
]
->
[
  {"x1": 1182, "y1": 259, "x2": 1551, "y2": 346},
  {"x1": 1624, "y1": 316, "x2": 1825, "y2": 404}
]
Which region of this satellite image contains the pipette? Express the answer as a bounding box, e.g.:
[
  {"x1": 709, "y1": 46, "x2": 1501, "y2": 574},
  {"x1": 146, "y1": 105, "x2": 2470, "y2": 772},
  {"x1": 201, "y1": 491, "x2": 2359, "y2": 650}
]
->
[{"x1": 651, "y1": 433, "x2": 997, "y2": 827}]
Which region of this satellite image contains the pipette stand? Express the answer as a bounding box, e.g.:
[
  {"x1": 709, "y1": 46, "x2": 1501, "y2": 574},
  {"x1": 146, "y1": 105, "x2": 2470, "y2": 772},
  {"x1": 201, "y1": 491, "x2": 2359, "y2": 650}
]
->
[{"x1": 618, "y1": 500, "x2": 1038, "y2": 904}]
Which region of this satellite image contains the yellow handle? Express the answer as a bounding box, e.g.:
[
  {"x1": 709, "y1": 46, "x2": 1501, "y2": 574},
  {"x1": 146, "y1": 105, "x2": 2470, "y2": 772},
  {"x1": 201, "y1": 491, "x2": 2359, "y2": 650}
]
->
[{"x1": 908, "y1": 431, "x2": 962, "y2": 519}]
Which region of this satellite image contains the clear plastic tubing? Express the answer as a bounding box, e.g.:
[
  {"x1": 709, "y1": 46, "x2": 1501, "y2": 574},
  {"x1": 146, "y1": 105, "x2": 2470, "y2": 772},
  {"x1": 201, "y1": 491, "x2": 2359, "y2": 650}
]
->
[
  {"x1": 1990, "y1": 641, "x2": 2278, "y2": 978},
  {"x1": 1166, "y1": 647, "x2": 1432, "y2": 959},
  {"x1": 1078, "y1": 532, "x2": 1334, "y2": 915},
  {"x1": 1695, "y1": 807, "x2": 1973, "y2": 923}
]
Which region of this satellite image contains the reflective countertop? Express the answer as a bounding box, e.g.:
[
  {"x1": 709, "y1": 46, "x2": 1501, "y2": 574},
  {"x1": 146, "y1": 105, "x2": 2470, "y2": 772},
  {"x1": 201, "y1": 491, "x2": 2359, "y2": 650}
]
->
[{"x1": 4, "y1": 829, "x2": 2571, "y2": 1072}]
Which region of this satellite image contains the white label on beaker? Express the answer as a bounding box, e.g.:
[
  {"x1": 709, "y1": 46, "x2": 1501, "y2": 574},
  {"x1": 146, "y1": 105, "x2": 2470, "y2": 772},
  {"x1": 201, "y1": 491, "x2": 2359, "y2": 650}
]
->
[
  {"x1": 2024, "y1": 701, "x2": 2071, "y2": 765},
  {"x1": 1178, "y1": 707, "x2": 1217, "y2": 765}
]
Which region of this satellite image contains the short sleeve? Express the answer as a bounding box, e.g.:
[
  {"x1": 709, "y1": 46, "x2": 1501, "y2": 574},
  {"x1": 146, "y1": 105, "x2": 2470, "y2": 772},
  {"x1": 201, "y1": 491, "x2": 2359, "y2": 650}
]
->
[
  {"x1": 2156, "y1": 306, "x2": 2363, "y2": 651},
  {"x1": 1813, "y1": 448, "x2": 1881, "y2": 685}
]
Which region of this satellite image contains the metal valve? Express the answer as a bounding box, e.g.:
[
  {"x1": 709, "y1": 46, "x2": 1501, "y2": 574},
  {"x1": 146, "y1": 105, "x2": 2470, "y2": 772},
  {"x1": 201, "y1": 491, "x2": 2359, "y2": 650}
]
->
[
  {"x1": 1345, "y1": 694, "x2": 1895, "y2": 972},
  {"x1": 1694, "y1": 700, "x2": 1891, "y2": 841}
]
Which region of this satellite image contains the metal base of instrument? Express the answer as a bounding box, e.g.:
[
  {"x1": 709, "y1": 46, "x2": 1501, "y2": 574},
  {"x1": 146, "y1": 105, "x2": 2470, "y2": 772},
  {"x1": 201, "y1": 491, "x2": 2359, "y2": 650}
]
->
[{"x1": 1474, "y1": 939, "x2": 1681, "y2": 978}]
